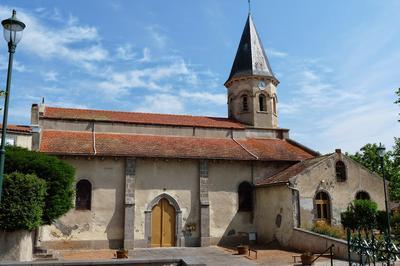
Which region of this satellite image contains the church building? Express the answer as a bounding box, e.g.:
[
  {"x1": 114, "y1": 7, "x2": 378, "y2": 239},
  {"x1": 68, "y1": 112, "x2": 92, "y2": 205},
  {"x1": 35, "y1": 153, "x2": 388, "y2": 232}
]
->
[{"x1": 31, "y1": 13, "x2": 386, "y2": 251}]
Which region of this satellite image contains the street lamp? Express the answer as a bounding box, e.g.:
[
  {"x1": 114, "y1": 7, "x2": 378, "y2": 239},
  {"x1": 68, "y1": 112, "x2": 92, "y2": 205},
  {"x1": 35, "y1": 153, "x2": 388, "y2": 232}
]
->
[
  {"x1": 377, "y1": 143, "x2": 391, "y2": 233},
  {"x1": 0, "y1": 10, "x2": 25, "y2": 202}
]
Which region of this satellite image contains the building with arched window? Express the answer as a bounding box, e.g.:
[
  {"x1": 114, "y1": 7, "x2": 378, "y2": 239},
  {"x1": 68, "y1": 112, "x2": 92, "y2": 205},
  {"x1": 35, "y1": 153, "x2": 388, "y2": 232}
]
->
[{"x1": 31, "y1": 9, "x2": 387, "y2": 256}]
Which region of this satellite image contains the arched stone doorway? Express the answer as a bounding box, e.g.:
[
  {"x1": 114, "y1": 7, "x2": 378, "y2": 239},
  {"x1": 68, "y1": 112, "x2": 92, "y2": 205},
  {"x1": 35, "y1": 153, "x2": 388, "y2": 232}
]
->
[{"x1": 144, "y1": 193, "x2": 183, "y2": 247}]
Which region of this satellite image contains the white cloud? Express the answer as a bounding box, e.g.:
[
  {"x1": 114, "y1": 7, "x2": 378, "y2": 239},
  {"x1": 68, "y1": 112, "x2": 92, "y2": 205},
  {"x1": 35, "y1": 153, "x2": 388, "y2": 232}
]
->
[
  {"x1": 133, "y1": 94, "x2": 184, "y2": 114},
  {"x1": 0, "y1": 54, "x2": 26, "y2": 72},
  {"x1": 97, "y1": 59, "x2": 193, "y2": 96},
  {"x1": 179, "y1": 90, "x2": 226, "y2": 105},
  {"x1": 268, "y1": 48, "x2": 288, "y2": 58},
  {"x1": 138, "y1": 47, "x2": 151, "y2": 63},
  {"x1": 318, "y1": 100, "x2": 398, "y2": 153},
  {"x1": 116, "y1": 44, "x2": 136, "y2": 60},
  {"x1": 0, "y1": 6, "x2": 108, "y2": 67},
  {"x1": 147, "y1": 25, "x2": 168, "y2": 49},
  {"x1": 43, "y1": 71, "x2": 58, "y2": 82}
]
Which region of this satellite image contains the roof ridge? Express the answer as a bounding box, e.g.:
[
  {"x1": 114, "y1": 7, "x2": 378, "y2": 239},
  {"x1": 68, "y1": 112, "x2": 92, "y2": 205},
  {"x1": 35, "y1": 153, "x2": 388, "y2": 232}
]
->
[{"x1": 44, "y1": 106, "x2": 238, "y2": 121}]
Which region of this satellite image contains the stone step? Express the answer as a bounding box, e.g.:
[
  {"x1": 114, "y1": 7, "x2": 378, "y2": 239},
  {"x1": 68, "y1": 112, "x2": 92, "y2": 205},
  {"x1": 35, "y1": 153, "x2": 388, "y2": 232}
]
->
[
  {"x1": 33, "y1": 247, "x2": 49, "y2": 254},
  {"x1": 33, "y1": 253, "x2": 58, "y2": 261}
]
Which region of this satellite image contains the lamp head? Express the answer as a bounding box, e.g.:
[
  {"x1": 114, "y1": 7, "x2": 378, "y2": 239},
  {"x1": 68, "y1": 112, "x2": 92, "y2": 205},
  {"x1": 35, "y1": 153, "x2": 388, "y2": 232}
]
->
[
  {"x1": 2, "y1": 10, "x2": 25, "y2": 44},
  {"x1": 377, "y1": 143, "x2": 386, "y2": 158}
]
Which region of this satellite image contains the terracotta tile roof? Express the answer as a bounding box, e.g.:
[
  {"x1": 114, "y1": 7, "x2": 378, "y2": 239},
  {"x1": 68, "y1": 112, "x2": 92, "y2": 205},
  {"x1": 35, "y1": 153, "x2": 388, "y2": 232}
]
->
[
  {"x1": 237, "y1": 138, "x2": 315, "y2": 161},
  {"x1": 0, "y1": 124, "x2": 31, "y2": 133},
  {"x1": 255, "y1": 155, "x2": 331, "y2": 186},
  {"x1": 40, "y1": 130, "x2": 315, "y2": 161},
  {"x1": 43, "y1": 106, "x2": 246, "y2": 129}
]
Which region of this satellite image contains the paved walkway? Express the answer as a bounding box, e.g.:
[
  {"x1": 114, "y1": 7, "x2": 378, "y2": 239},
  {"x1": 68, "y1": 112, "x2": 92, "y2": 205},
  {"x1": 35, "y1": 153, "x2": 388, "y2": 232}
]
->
[
  {"x1": 131, "y1": 247, "x2": 257, "y2": 265},
  {"x1": 53, "y1": 246, "x2": 352, "y2": 265},
  {"x1": 130, "y1": 246, "x2": 351, "y2": 265}
]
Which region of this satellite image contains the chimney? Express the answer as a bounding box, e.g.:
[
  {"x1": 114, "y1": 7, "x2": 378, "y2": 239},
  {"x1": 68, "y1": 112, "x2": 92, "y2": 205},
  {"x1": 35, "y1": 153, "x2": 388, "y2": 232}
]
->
[
  {"x1": 31, "y1": 104, "x2": 39, "y2": 125},
  {"x1": 30, "y1": 103, "x2": 42, "y2": 151}
]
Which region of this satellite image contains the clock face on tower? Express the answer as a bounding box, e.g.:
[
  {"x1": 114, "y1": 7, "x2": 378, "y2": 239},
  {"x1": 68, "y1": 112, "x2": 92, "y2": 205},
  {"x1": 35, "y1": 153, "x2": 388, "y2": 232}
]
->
[{"x1": 258, "y1": 81, "x2": 266, "y2": 90}]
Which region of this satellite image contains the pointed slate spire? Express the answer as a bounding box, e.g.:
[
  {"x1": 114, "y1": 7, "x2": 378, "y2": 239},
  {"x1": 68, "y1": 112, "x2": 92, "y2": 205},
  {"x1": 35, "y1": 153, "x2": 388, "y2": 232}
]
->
[{"x1": 226, "y1": 14, "x2": 277, "y2": 84}]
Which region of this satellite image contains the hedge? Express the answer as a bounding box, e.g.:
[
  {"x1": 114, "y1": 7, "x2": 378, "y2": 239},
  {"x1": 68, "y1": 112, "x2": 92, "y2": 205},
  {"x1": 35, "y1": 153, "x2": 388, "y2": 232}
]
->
[
  {"x1": 0, "y1": 172, "x2": 46, "y2": 231},
  {"x1": 4, "y1": 146, "x2": 75, "y2": 224}
]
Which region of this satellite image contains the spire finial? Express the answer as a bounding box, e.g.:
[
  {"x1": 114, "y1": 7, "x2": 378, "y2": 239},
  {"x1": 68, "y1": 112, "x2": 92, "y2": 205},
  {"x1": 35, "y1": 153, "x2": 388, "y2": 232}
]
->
[{"x1": 248, "y1": 0, "x2": 251, "y2": 15}]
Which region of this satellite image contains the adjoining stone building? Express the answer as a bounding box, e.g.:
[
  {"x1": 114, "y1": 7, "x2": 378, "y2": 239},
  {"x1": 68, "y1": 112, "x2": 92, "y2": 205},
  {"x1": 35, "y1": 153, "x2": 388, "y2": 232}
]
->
[
  {"x1": 0, "y1": 124, "x2": 32, "y2": 149},
  {"x1": 30, "y1": 13, "x2": 386, "y2": 250}
]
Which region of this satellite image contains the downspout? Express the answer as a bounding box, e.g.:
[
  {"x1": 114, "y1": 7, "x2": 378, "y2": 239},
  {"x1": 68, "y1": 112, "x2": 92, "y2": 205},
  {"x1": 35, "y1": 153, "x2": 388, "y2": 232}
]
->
[
  {"x1": 287, "y1": 183, "x2": 301, "y2": 228},
  {"x1": 92, "y1": 121, "x2": 97, "y2": 156},
  {"x1": 230, "y1": 128, "x2": 259, "y2": 160},
  {"x1": 231, "y1": 128, "x2": 258, "y2": 224}
]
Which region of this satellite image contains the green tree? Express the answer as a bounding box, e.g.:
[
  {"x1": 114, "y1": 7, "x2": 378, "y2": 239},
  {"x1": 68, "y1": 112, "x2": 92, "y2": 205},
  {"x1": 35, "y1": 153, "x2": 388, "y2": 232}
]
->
[
  {"x1": 0, "y1": 172, "x2": 46, "y2": 231},
  {"x1": 4, "y1": 146, "x2": 75, "y2": 224},
  {"x1": 347, "y1": 141, "x2": 400, "y2": 201}
]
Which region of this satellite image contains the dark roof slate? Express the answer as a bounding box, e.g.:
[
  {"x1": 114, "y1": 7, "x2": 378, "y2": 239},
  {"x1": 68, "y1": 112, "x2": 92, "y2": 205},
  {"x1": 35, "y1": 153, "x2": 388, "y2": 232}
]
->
[{"x1": 226, "y1": 15, "x2": 277, "y2": 83}]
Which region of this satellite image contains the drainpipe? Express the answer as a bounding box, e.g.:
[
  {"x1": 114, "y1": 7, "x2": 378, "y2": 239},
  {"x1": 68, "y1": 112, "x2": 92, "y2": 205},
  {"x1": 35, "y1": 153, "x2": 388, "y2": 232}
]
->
[
  {"x1": 230, "y1": 128, "x2": 258, "y2": 160},
  {"x1": 287, "y1": 183, "x2": 301, "y2": 228},
  {"x1": 92, "y1": 121, "x2": 97, "y2": 156}
]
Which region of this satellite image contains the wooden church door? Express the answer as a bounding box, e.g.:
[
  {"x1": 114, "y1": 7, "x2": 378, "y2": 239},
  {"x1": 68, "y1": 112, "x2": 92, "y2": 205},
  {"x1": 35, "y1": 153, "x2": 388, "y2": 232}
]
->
[{"x1": 151, "y1": 198, "x2": 176, "y2": 247}]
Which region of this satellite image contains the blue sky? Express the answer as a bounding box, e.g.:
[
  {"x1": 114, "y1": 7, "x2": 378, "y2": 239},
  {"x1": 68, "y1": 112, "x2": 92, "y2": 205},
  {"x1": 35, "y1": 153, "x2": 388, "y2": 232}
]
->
[{"x1": 0, "y1": 1, "x2": 398, "y2": 154}]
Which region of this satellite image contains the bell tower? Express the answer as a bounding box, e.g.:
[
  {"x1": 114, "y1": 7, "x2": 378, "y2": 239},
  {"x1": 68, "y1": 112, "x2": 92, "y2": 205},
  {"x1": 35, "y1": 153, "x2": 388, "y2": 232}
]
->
[{"x1": 225, "y1": 14, "x2": 279, "y2": 128}]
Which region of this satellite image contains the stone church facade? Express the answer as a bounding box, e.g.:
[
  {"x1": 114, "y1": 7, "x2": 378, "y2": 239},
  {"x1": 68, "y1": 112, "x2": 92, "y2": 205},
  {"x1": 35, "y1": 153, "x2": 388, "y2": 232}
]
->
[{"x1": 31, "y1": 14, "x2": 386, "y2": 250}]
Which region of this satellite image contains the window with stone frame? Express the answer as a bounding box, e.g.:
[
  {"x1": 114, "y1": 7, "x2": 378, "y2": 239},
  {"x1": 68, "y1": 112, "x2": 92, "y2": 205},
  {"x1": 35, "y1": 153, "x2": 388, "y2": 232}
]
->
[
  {"x1": 238, "y1": 181, "x2": 253, "y2": 212},
  {"x1": 356, "y1": 191, "x2": 370, "y2": 200},
  {"x1": 336, "y1": 161, "x2": 347, "y2": 182},
  {"x1": 259, "y1": 94, "x2": 266, "y2": 111},
  {"x1": 315, "y1": 191, "x2": 330, "y2": 223},
  {"x1": 242, "y1": 95, "x2": 249, "y2": 112},
  {"x1": 272, "y1": 97, "x2": 277, "y2": 114},
  {"x1": 75, "y1": 179, "x2": 92, "y2": 210}
]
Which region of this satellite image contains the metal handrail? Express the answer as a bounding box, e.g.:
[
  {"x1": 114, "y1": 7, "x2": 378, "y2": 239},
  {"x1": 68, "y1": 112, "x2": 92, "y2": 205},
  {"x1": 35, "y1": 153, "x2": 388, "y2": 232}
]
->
[{"x1": 311, "y1": 244, "x2": 335, "y2": 266}]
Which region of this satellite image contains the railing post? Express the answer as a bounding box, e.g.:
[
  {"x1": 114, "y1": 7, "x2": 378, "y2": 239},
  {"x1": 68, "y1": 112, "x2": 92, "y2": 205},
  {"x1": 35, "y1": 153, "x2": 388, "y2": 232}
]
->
[
  {"x1": 330, "y1": 244, "x2": 333, "y2": 266},
  {"x1": 347, "y1": 228, "x2": 352, "y2": 266}
]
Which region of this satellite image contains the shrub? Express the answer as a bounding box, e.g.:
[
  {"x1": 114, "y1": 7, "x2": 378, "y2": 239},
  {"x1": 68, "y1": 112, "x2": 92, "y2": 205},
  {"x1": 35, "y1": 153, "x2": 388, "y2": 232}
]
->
[
  {"x1": 4, "y1": 146, "x2": 75, "y2": 224},
  {"x1": 391, "y1": 212, "x2": 400, "y2": 241},
  {"x1": 341, "y1": 199, "x2": 378, "y2": 230},
  {"x1": 0, "y1": 172, "x2": 46, "y2": 231},
  {"x1": 341, "y1": 206, "x2": 357, "y2": 230},
  {"x1": 376, "y1": 210, "x2": 388, "y2": 232},
  {"x1": 312, "y1": 221, "x2": 346, "y2": 239},
  {"x1": 353, "y1": 199, "x2": 378, "y2": 229}
]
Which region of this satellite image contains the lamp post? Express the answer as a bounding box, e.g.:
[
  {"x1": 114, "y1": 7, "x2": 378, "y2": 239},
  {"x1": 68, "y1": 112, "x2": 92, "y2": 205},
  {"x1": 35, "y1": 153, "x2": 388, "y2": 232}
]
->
[
  {"x1": 0, "y1": 10, "x2": 25, "y2": 202},
  {"x1": 377, "y1": 143, "x2": 392, "y2": 266},
  {"x1": 377, "y1": 143, "x2": 391, "y2": 237}
]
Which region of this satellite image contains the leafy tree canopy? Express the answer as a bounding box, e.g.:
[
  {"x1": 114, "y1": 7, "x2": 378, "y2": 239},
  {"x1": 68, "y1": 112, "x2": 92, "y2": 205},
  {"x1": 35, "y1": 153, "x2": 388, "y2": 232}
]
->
[{"x1": 346, "y1": 141, "x2": 400, "y2": 201}]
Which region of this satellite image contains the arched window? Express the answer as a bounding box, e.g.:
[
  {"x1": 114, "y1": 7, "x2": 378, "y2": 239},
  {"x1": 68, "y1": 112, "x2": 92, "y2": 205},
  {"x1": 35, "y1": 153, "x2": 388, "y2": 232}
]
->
[
  {"x1": 238, "y1": 181, "x2": 253, "y2": 212},
  {"x1": 315, "y1": 191, "x2": 330, "y2": 223},
  {"x1": 76, "y1": 179, "x2": 92, "y2": 210},
  {"x1": 356, "y1": 191, "x2": 370, "y2": 200},
  {"x1": 336, "y1": 161, "x2": 347, "y2": 182},
  {"x1": 272, "y1": 97, "x2": 277, "y2": 114},
  {"x1": 242, "y1": 96, "x2": 249, "y2": 112},
  {"x1": 259, "y1": 94, "x2": 266, "y2": 111}
]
